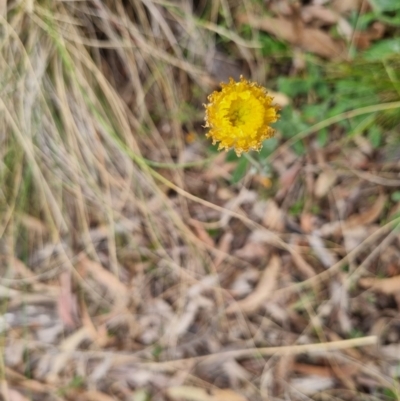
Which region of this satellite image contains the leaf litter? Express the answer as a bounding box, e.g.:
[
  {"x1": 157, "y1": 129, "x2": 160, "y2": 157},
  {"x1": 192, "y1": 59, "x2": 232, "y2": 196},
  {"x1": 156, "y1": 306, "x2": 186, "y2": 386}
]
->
[{"x1": 1, "y1": 0, "x2": 400, "y2": 401}]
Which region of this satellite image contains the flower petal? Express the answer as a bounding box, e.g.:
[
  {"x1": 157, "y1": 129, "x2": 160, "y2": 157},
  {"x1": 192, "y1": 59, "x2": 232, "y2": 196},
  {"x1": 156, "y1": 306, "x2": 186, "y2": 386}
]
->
[{"x1": 204, "y1": 76, "x2": 279, "y2": 156}]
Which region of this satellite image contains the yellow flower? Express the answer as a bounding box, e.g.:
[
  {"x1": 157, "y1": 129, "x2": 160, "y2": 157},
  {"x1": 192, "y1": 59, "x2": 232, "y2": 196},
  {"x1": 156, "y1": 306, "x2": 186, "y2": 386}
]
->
[{"x1": 204, "y1": 76, "x2": 279, "y2": 156}]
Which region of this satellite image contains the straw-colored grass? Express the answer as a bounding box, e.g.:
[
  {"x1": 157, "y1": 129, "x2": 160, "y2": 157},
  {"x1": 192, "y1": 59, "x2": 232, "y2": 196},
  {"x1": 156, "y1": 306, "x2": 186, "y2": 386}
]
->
[{"x1": 1, "y1": 1, "x2": 400, "y2": 400}]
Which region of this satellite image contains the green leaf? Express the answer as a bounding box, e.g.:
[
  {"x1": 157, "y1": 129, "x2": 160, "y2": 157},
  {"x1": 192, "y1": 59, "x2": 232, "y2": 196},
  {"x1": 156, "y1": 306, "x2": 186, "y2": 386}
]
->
[
  {"x1": 208, "y1": 143, "x2": 220, "y2": 153},
  {"x1": 259, "y1": 137, "x2": 278, "y2": 158},
  {"x1": 303, "y1": 103, "x2": 329, "y2": 122},
  {"x1": 277, "y1": 77, "x2": 313, "y2": 97},
  {"x1": 289, "y1": 199, "x2": 304, "y2": 216},
  {"x1": 275, "y1": 106, "x2": 309, "y2": 138},
  {"x1": 391, "y1": 191, "x2": 400, "y2": 202},
  {"x1": 152, "y1": 344, "x2": 163, "y2": 358},
  {"x1": 327, "y1": 102, "x2": 352, "y2": 118},
  {"x1": 317, "y1": 128, "x2": 328, "y2": 147},
  {"x1": 311, "y1": 204, "x2": 321, "y2": 214},
  {"x1": 231, "y1": 156, "x2": 249, "y2": 184},
  {"x1": 364, "y1": 39, "x2": 400, "y2": 61},
  {"x1": 376, "y1": 12, "x2": 400, "y2": 26},
  {"x1": 207, "y1": 228, "x2": 221, "y2": 238},
  {"x1": 335, "y1": 79, "x2": 362, "y2": 93},
  {"x1": 347, "y1": 114, "x2": 375, "y2": 140},
  {"x1": 315, "y1": 81, "x2": 330, "y2": 98},
  {"x1": 293, "y1": 141, "x2": 305, "y2": 155},
  {"x1": 388, "y1": 211, "x2": 400, "y2": 224},
  {"x1": 367, "y1": 125, "x2": 382, "y2": 148},
  {"x1": 382, "y1": 387, "x2": 398, "y2": 400},
  {"x1": 226, "y1": 148, "x2": 240, "y2": 162},
  {"x1": 349, "y1": 329, "x2": 364, "y2": 338},
  {"x1": 259, "y1": 33, "x2": 288, "y2": 56},
  {"x1": 368, "y1": 0, "x2": 400, "y2": 12},
  {"x1": 351, "y1": 12, "x2": 377, "y2": 30}
]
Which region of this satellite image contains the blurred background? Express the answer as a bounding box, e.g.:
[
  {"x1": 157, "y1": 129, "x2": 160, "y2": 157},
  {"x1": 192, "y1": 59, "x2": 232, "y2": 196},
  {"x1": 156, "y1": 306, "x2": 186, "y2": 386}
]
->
[{"x1": 1, "y1": 0, "x2": 400, "y2": 400}]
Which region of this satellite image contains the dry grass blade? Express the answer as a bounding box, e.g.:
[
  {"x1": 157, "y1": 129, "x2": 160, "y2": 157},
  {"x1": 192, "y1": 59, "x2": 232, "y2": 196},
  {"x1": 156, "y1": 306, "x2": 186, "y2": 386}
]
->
[
  {"x1": 227, "y1": 254, "x2": 281, "y2": 314},
  {"x1": 359, "y1": 275, "x2": 400, "y2": 295},
  {"x1": 74, "y1": 390, "x2": 117, "y2": 401},
  {"x1": 141, "y1": 336, "x2": 378, "y2": 369},
  {"x1": 167, "y1": 387, "x2": 247, "y2": 401},
  {"x1": 345, "y1": 193, "x2": 387, "y2": 227},
  {"x1": 1, "y1": 0, "x2": 399, "y2": 400},
  {"x1": 76, "y1": 255, "x2": 128, "y2": 302}
]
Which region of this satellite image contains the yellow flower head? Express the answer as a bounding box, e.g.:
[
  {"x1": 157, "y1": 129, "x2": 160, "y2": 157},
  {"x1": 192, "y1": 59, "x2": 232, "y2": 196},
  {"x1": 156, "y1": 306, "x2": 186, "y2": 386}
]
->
[{"x1": 204, "y1": 76, "x2": 279, "y2": 156}]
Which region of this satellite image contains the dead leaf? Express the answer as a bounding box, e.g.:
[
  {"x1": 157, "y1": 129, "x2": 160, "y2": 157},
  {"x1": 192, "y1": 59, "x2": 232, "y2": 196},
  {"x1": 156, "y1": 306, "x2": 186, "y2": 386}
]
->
[
  {"x1": 302, "y1": 5, "x2": 339, "y2": 25},
  {"x1": 370, "y1": 317, "x2": 390, "y2": 338},
  {"x1": 174, "y1": 296, "x2": 213, "y2": 337},
  {"x1": 354, "y1": 135, "x2": 373, "y2": 156},
  {"x1": 266, "y1": 90, "x2": 290, "y2": 107},
  {"x1": 19, "y1": 214, "x2": 47, "y2": 235},
  {"x1": 345, "y1": 193, "x2": 386, "y2": 228},
  {"x1": 57, "y1": 271, "x2": 78, "y2": 328},
  {"x1": 230, "y1": 269, "x2": 259, "y2": 297},
  {"x1": 353, "y1": 21, "x2": 386, "y2": 50},
  {"x1": 211, "y1": 389, "x2": 247, "y2": 401},
  {"x1": 7, "y1": 389, "x2": 31, "y2": 401},
  {"x1": 253, "y1": 175, "x2": 273, "y2": 189},
  {"x1": 234, "y1": 241, "x2": 268, "y2": 262},
  {"x1": 237, "y1": 14, "x2": 345, "y2": 59},
  {"x1": 274, "y1": 355, "x2": 294, "y2": 395},
  {"x1": 368, "y1": 22, "x2": 386, "y2": 40},
  {"x1": 217, "y1": 187, "x2": 235, "y2": 201},
  {"x1": 359, "y1": 276, "x2": 400, "y2": 295},
  {"x1": 381, "y1": 344, "x2": 400, "y2": 361},
  {"x1": 293, "y1": 362, "x2": 360, "y2": 377},
  {"x1": 12, "y1": 258, "x2": 36, "y2": 280},
  {"x1": 76, "y1": 255, "x2": 128, "y2": 300},
  {"x1": 332, "y1": 0, "x2": 363, "y2": 13},
  {"x1": 227, "y1": 255, "x2": 280, "y2": 314},
  {"x1": 190, "y1": 220, "x2": 215, "y2": 247},
  {"x1": 80, "y1": 298, "x2": 109, "y2": 347},
  {"x1": 46, "y1": 327, "x2": 93, "y2": 383},
  {"x1": 214, "y1": 232, "x2": 233, "y2": 268},
  {"x1": 207, "y1": 51, "x2": 242, "y2": 83},
  {"x1": 309, "y1": 234, "x2": 338, "y2": 268},
  {"x1": 5, "y1": 368, "x2": 53, "y2": 393},
  {"x1": 314, "y1": 170, "x2": 337, "y2": 198},
  {"x1": 77, "y1": 390, "x2": 117, "y2": 401},
  {"x1": 293, "y1": 363, "x2": 332, "y2": 378},
  {"x1": 222, "y1": 360, "x2": 252, "y2": 385},
  {"x1": 221, "y1": 189, "x2": 257, "y2": 226},
  {"x1": 343, "y1": 226, "x2": 370, "y2": 251},
  {"x1": 0, "y1": 284, "x2": 19, "y2": 299},
  {"x1": 262, "y1": 200, "x2": 285, "y2": 232},
  {"x1": 291, "y1": 251, "x2": 316, "y2": 278},
  {"x1": 337, "y1": 17, "x2": 354, "y2": 41},
  {"x1": 166, "y1": 386, "x2": 247, "y2": 401},
  {"x1": 300, "y1": 213, "x2": 316, "y2": 233},
  {"x1": 205, "y1": 153, "x2": 236, "y2": 180},
  {"x1": 342, "y1": 148, "x2": 369, "y2": 168},
  {"x1": 278, "y1": 163, "x2": 302, "y2": 194},
  {"x1": 290, "y1": 376, "x2": 335, "y2": 395}
]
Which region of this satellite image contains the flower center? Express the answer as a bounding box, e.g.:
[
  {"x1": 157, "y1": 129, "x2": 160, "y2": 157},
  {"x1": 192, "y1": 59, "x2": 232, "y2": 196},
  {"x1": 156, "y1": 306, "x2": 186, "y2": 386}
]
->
[
  {"x1": 225, "y1": 94, "x2": 265, "y2": 136},
  {"x1": 227, "y1": 99, "x2": 248, "y2": 127},
  {"x1": 227, "y1": 99, "x2": 250, "y2": 127}
]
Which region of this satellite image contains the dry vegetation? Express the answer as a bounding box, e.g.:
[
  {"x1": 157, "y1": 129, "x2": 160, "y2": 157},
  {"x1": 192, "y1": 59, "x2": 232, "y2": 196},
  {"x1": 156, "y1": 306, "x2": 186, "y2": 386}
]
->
[{"x1": 1, "y1": 0, "x2": 400, "y2": 400}]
